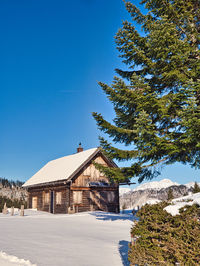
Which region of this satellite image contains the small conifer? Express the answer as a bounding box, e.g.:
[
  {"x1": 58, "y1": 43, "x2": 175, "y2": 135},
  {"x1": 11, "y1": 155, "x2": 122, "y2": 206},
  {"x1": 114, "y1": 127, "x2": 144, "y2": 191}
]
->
[
  {"x1": 167, "y1": 188, "x2": 174, "y2": 201},
  {"x1": 193, "y1": 182, "x2": 200, "y2": 194}
]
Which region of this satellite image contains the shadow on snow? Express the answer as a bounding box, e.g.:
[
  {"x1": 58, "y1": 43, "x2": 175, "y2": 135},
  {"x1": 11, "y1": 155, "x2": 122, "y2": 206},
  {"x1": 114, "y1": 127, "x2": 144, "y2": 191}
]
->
[
  {"x1": 89, "y1": 210, "x2": 136, "y2": 222},
  {"x1": 119, "y1": 240, "x2": 130, "y2": 266}
]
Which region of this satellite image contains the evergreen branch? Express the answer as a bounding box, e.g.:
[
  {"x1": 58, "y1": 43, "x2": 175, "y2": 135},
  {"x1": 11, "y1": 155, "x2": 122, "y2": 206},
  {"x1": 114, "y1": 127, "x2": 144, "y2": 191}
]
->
[{"x1": 99, "y1": 137, "x2": 138, "y2": 161}]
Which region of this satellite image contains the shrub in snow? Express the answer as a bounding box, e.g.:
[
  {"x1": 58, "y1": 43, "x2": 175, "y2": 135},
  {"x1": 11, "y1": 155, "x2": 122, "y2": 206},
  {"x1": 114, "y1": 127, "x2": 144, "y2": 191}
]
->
[
  {"x1": 167, "y1": 188, "x2": 174, "y2": 201},
  {"x1": 129, "y1": 202, "x2": 200, "y2": 265},
  {"x1": 0, "y1": 195, "x2": 27, "y2": 212},
  {"x1": 193, "y1": 182, "x2": 200, "y2": 194}
]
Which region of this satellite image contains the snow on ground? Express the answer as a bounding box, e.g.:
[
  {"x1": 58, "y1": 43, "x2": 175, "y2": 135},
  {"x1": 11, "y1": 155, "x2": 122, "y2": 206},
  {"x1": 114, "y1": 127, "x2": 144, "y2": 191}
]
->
[
  {"x1": 164, "y1": 192, "x2": 200, "y2": 216},
  {"x1": 0, "y1": 251, "x2": 36, "y2": 266},
  {"x1": 145, "y1": 198, "x2": 162, "y2": 205},
  {"x1": 7, "y1": 208, "x2": 19, "y2": 214},
  {"x1": 0, "y1": 210, "x2": 134, "y2": 266}
]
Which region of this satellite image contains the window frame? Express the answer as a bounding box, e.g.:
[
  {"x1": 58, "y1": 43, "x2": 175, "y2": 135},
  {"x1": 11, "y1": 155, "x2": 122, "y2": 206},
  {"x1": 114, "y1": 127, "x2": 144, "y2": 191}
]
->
[
  {"x1": 56, "y1": 191, "x2": 62, "y2": 205},
  {"x1": 73, "y1": 191, "x2": 83, "y2": 204}
]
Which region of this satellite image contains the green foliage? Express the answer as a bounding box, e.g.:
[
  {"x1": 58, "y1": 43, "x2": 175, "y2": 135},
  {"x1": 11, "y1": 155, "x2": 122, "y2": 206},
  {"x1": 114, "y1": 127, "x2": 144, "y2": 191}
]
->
[
  {"x1": 93, "y1": 0, "x2": 200, "y2": 183},
  {"x1": 0, "y1": 196, "x2": 27, "y2": 211},
  {"x1": 193, "y1": 182, "x2": 200, "y2": 194},
  {"x1": 167, "y1": 188, "x2": 174, "y2": 201},
  {"x1": 129, "y1": 202, "x2": 200, "y2": 265}
]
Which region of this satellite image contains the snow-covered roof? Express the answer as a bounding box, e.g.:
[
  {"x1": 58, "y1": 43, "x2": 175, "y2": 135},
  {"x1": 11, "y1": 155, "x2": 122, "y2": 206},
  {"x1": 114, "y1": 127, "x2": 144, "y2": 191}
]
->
[{"x1": 23, "y1": 148, "x2": 99, "y2": 187}]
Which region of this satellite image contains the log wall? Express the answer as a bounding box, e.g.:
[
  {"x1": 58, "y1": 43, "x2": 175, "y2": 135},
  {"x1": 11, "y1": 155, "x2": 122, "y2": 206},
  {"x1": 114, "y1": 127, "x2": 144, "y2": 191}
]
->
[
  {"x1": 28, "y1": 186, "x2": 119, "y2": 214},
  {"x1": 28, "y1": 185, "x2": 70, "y2": 214}
]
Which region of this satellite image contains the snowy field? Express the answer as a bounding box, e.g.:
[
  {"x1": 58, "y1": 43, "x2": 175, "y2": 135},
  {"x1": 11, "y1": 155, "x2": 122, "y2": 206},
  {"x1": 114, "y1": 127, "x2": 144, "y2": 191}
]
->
[{"x1": 0, "y1": 210, "x2": 133, "y2": 266}]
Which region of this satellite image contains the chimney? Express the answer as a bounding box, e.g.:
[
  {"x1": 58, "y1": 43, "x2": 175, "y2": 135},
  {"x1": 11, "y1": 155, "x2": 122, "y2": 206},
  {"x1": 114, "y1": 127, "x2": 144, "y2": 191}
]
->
[{"x1": 77, "y1": 143, "x2": 83, "y2": 153}]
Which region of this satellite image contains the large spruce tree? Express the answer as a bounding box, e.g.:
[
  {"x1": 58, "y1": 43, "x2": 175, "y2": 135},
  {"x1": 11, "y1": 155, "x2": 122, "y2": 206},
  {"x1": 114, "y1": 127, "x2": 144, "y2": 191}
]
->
[{"x1": 93, "y1": 0, "x2": 200, "y2": 183}]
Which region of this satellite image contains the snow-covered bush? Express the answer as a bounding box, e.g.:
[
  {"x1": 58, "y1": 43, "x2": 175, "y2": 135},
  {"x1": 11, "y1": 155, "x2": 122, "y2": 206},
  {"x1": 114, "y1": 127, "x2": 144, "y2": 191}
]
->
[{"x1": 129, "y1": 202, "x2": 200, "y2": 265}]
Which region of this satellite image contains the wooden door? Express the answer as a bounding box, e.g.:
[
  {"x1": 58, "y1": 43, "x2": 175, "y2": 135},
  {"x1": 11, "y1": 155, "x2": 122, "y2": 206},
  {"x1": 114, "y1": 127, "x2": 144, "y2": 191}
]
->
[{"x1": 32, "y1": 197, "x2": 37, "y2": 209}]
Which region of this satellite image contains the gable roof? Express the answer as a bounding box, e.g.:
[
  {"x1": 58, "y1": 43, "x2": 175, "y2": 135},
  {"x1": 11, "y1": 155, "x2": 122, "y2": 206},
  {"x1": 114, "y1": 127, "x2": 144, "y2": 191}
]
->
[{"x1": 23, "y1": 148, "x2": 116, "y2": 188}]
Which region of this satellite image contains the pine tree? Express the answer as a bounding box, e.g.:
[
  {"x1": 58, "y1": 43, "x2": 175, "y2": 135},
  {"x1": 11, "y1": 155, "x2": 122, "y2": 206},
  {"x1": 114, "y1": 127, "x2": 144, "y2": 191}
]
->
[
  {"x1": 93, "y1": 0, "x2": 200, "y2": 183},
  {"x1": 193, "y1": 181, "x2": 200, "y2": 193},
  {"x1": 167, "y1": 188, "x2": 174, "y2": 201}
]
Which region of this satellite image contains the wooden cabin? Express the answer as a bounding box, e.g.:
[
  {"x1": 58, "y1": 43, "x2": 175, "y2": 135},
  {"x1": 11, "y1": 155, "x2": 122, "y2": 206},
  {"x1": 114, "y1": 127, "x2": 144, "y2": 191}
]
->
[{"x1": 23, "y1": 145, "x2": 119, "y2": 214}]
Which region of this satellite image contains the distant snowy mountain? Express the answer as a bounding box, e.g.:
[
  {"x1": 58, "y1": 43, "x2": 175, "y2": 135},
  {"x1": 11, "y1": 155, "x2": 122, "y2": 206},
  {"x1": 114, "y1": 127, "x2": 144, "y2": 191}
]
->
[
  {"x1": 119, "y1": 179, "x2": 179, "y2": 197},
  {"x1": 120, "y1": 178, "x2": 199, "y2": 210},
  {"x1": 119, "y1": 187, "x2": 132, "y2": 196},
  {"x1": 133, "y1": 179, "x2": 179, "y2": 192}
]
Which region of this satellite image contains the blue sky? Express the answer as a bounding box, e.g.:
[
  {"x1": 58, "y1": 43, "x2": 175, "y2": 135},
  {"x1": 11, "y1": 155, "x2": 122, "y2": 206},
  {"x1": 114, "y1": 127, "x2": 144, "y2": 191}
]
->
[{"x1": 1, "y1": 0, "x2": 199, "y2": 186}]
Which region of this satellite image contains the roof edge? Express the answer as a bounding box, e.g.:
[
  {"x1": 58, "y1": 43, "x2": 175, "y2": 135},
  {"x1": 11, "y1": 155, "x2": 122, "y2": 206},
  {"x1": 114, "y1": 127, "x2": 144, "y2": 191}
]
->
[
  {"x1": 66, "y1": 147, "x2": 100, "y2": 182},
  {"x1": 23, "y1": 147, "x2": 118, "y2": 188},
  {"x1": 67, "y1": 147, "x2": 118, "y2": 182}
]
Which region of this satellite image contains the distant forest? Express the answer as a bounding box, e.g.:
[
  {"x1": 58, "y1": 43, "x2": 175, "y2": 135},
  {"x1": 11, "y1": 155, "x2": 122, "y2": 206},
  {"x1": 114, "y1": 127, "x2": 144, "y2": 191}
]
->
[
  {"x1": 0, "y1": 177, "x2": 27, "y2": 210},
  {"x1": 0, "y1": 177, "x2": 24, "y2": 188}
]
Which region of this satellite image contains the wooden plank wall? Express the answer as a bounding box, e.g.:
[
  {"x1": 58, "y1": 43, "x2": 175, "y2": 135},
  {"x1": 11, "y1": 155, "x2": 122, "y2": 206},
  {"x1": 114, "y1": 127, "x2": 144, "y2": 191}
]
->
[
  {"x1": 70, "y1": 187, "x2": 119, "y2": 213},
  {"x1": 73, "y1": 156, "x2": 110, "y2": 187},
  {"x1": 28, "y1": 185, "x2": 70, "y2": 214}
]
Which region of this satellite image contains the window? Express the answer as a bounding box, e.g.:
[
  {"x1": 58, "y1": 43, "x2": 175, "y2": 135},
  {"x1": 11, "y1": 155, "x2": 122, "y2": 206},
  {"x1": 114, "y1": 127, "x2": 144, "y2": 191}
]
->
[
  {"x1": 44, "y1": 192, "x2": 49, "y2": 204},
  {"x1": 32, "y1": 196, "x2": 37, "y2": 209},
  {"x1": 73, "y1": 191, "x2": 82, "y2": 204},
  {"x1": 56, "y1": 192, "x2": 62, "y2": 205}
]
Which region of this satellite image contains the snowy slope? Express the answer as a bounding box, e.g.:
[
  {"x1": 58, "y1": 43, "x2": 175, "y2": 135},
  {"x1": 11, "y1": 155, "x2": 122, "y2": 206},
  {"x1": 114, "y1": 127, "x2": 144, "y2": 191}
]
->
[
  {"x1": 164, "y1": 192, "x2": 200, "y2": 216},
  {"x1": 185, "y1": 181, "x2": 200, "y2": 188},
  {"x1": 0, "y1": 252, "x2": 36, "y2": 266}
]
